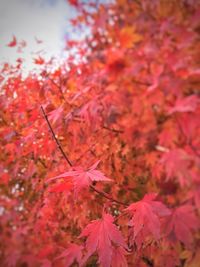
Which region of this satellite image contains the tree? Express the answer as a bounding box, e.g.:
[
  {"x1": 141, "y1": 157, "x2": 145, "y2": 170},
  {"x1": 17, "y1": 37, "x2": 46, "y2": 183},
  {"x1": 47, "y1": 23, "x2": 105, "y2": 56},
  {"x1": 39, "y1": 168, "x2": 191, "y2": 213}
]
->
[{"x1": 0, "y1": 0, "x2": 200, "y2": 266}]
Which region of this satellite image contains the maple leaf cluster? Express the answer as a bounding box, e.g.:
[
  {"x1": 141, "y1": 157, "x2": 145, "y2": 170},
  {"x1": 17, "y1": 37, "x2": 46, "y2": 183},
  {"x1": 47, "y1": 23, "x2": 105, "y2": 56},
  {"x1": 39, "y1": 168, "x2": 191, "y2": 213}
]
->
[{"x1": 0, "y1": 0, "x2": 200, "y2": 266}]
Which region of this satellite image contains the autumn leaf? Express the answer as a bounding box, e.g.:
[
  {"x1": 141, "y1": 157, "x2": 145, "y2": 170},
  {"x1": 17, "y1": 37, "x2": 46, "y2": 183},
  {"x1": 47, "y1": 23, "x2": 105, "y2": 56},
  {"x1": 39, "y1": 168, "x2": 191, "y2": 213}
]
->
[
  {"x1": 47, "y1": 106, "x2": 63, "y2": 125},
  {"x1": 160, "y1": 149, "x2": 192, "y2": 187},
  {"x1": 111, "y1": 247, "x2": 128, "y2": 267},
  {"x1": 164, "y1": 204, "x2": 199, "y2": 246},
  {"x1": 125, "y1": 194, "x2": 170, "y2": 241},
  {"x1": 1, "y1": 0, "x2": 200, "y2": 265},
  {"x1": 168, "y1": 95, "x2": 200, "y2": 114},
  {"x1": 55, "y1": 244, "x2": 83, "y2": 267},
  {"x1": 7, "y1": 35, "x2": 17, "y2": 47},
  {"x1": 47, "y1": 160, "x2": 112, "y2": 194},
  {"x1": 78, "y1": 100, "x2": 101, "y2": 127},
  {"x1": 119, "y1": 26, "x2": 142, "y2": 48},
  {"x1": 68, "y1": 0, "x2": 79, "y2": 7},
  {"x1": 34, "y1": 56, "x2": 45, "y2": 65},
  {"x1": 80, "y1": 212, "x2": 127, "y2": 267},
  {"x1": 106, "y1": 49, "x2": 127, "y2": 75},
  {"x1": 189, "y1": 182, "x2": 200, "y2": 210},
  {"x1": 37, "y1": 245, "x2": 54, "y2": 259}
]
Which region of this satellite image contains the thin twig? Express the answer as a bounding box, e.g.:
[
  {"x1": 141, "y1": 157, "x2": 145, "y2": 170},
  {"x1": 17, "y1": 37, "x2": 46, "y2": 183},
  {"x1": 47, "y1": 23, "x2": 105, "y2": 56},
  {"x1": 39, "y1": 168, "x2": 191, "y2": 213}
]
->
[
  {"x1": 132, "y1": 79, "x2": 152, "y2": 86},
  {"x1": 102, "y1": 125, "x2": 124, "y2": 134},
  {"x1": 40, "y1": 105, "x2": 73, "y2": 167},
  {"x1": 90, "y1": 185, "x2": 128, "y2": 207},
  {"x1": 113, "y1": 211, "x2": 127, "y2": 223},
  {"x1": 38, "y1": 157, "x2": 47, "y2": 168}
]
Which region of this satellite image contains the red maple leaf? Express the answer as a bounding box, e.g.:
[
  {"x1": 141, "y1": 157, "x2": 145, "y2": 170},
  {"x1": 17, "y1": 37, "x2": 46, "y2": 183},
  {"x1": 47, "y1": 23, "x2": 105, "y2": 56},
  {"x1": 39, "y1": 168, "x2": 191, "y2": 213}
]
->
[
  {"x1": 47, "y1": 106, "x2": 63, "y2": 125},
  {"x1": 78, "y1": 100, "x2": 101, "y2": 127},
  {"x1": 160, "y1": 149, "x2": 192, "y2": 187},
  {"x1": 188, "y1": 180, "x2": 200, "y2": 210},
  {"x1": 164, "y1": 204, "x2": 199, "y2": 246},
  {"x1": 125, "y1": 194, "x2": 170, "y2": 241},
  {"x1": 48, "y1": 161, "x2": 111, "y2": 194},
  {"x1": 34, "y1": 56, "x2": 45, "y2": 65},
  {"x1": 80, "y1": 212, "x2": 127, "y2": 267},
  {"x1": 68, "y1": 0, "x2": 79, "y2": 7},
  {"x1": 168, "y1": 95, "x2": 200, "y2": 114},
  {"x1": 55, "y1": 243, "x2": 82, "y2": 267},
  {"x1": 111, "y1": 247, "x2": 128, "y2": 267},
  {"x1": 7, "y1": 35, "x2": 17, "y2": 47}
]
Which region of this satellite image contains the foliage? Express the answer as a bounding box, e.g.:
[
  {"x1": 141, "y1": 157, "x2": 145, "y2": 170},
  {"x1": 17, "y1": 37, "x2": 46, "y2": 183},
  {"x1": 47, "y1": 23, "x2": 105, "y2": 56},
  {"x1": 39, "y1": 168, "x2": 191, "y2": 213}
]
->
[{"x1": 0, "y1": 0, "x2": 200, "y2": 266}]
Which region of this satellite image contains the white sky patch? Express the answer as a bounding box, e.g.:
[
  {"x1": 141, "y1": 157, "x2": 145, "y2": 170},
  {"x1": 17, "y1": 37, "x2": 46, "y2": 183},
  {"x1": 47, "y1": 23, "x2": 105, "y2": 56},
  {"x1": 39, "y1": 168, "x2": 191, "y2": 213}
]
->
[{"x1": 0, "y1": 0, "x2": 77, "y2": 74}]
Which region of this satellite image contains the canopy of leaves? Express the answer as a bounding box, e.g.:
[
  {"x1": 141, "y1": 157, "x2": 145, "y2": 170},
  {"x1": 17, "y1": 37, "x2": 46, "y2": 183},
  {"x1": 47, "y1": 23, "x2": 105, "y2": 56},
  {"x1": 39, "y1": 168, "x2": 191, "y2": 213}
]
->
[{"x1": 0, "y1": 0, "x2": 200, "y2": 266}]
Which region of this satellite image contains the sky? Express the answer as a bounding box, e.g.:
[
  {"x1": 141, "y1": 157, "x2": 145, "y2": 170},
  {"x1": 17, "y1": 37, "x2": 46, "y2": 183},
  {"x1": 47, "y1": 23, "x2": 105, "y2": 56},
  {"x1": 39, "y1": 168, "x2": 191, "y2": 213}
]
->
[{"x1": 0, "y1": 0, "x2": 77, "y2": 74}]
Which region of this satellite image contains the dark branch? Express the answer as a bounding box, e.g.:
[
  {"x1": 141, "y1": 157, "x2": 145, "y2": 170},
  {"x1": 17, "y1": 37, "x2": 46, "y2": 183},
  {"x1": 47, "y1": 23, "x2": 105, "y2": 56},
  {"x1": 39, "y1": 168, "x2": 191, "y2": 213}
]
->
[
  {"x1": 102, "y1": 125, "x2": 124, "y2": 134},
  {"x1": 90, "y1": 185, "x2": 128, "y2": 207},
  {"x1": 40, "y1": 105, "x2": 73, "y2": 167},
  {"x1": 132, "y1": 79, "x2": 152, "y2": 86}
]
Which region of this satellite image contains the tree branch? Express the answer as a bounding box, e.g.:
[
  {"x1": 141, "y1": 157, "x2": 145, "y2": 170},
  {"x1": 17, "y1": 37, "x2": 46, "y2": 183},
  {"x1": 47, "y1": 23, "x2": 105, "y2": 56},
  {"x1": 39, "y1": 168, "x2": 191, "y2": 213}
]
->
[
  {"x1": 132, "y1": 78, "x2": 152, "y2": 86},
  {"x1": 40, "y1": 105, "x2": 73, "y2": 167},
  {"x1": 90, "y1": 185, "x2": 128, "y2": 207},
  {"x1": 102, "y1": 125, "x2": 124, "y2": 134}
]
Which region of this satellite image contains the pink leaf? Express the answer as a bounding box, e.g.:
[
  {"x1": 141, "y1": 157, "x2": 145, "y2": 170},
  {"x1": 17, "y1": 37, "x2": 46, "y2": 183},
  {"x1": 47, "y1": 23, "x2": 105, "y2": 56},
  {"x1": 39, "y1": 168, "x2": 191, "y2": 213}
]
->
[
  {"x1": 111, "y1": 247, "x2": 128, "y2": 267},
  {"x1": 56, "y1": 244, "x2": 82, "y2": 267},
  {"x1": 160, "y1": 149, "x2": 192, "y2": 187},
  {"x1": 47, "y1": 161, "x2": 112, "y2": 194},
  {"x1": 47, "y1": 106, "x2": 63, "y2": 125},
  {"x1": 168, "y1": 95, "x2": 199, "y2": 114},
  {"x1": 80, "y1": 213, "x2": 127, "y2": 267},
  {"x1": 125, "y1": 194, "x2": 170, "y2": 241},
  {"x1": 164, "y1": 204, "x2": 199, "y2": 246},
  {"x1": 7, "y1": 35, "x2": 17, "y2": 47},
  {"x1": 34, "y1": 56, "x2": 45, "y2": 65}
]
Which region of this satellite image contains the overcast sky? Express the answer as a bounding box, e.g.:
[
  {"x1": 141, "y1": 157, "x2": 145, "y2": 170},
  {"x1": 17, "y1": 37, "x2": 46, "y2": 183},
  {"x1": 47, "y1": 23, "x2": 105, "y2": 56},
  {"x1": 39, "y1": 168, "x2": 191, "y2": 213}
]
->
[{"x1": 0, "y1": 0, "x2": 77, "y2": 73}]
